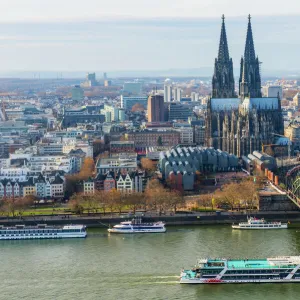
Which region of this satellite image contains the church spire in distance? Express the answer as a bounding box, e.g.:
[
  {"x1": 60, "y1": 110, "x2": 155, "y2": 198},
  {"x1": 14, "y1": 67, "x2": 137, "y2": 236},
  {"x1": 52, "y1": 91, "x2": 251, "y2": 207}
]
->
[
  {"x1": 218, "y1": 14, "x2": 230, "y2": 62},
  {"x1": 239, "y1": 14, "x2": 262, "y2": 98},
  {"x1": 244, "y1": 14, "x2": 256, "y2": 63},
  {"x1": 212, "y1": 15, "x2": 236, "y2": 99}
]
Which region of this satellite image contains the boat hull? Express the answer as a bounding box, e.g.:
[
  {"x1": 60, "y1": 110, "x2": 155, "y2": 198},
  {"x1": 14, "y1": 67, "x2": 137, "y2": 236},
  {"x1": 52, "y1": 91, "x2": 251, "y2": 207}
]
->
[
  {"x1": 180, "y1": 278, "x2": 300, "y2": 284},
  {"x1": 0, "y1": 233, "x2": 87, "y2": 240},
  {"x1": 232, "y1": 224, "x2": 288, "y2": 229},
  {"x1": 108, "y1": 228, "x2": 166, "y2": 234}
]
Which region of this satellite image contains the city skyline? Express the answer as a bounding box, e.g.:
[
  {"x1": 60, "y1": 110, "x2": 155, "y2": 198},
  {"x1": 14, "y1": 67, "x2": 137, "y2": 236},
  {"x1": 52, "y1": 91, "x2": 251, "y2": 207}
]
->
[{"x1": 0, "y1": 1, "x2": 300, "y2": 75}]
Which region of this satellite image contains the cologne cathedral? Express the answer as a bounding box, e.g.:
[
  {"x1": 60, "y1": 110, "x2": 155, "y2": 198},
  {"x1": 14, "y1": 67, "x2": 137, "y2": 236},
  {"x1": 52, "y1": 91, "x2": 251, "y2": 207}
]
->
[{"x1": 206, "y1": 15, "x2": 284, "y2": 157}]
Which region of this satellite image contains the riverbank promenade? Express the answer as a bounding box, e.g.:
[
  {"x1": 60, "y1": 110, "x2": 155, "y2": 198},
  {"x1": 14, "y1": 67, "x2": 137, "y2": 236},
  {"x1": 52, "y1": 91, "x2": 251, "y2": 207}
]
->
[{"x1": 0, "y1": 211, "x2": 300, "y2": 228}]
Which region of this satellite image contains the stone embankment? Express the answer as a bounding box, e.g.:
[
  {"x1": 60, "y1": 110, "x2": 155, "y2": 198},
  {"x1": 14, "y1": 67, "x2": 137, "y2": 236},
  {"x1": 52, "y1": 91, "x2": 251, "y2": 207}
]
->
[{"x1": 1, "y1": 211, "x2": 300, "y2": 228}]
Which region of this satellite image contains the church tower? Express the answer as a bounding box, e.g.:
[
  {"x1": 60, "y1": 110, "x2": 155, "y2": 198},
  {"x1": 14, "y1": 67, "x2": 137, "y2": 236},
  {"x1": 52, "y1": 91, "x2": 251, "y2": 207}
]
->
[
  {"x1": 239, "y1": 15, "x2": 262, "y2": 98},
  {"x1": 212, "y1": 15, "x2": 235, "y2": 98}
]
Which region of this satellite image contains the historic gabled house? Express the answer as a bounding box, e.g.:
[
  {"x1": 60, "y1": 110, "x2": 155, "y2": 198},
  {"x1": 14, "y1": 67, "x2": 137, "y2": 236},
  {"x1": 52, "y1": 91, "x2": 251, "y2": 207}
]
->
[{"x1": 205, "y1": 15, "x2": 284, "y2": 157}]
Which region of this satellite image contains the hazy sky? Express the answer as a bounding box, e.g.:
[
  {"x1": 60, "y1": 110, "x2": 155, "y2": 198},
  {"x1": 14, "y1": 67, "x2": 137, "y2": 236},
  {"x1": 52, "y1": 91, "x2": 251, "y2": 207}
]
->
[{"x1": 0, "y1": 0, "x2": 299, "y2": 75}]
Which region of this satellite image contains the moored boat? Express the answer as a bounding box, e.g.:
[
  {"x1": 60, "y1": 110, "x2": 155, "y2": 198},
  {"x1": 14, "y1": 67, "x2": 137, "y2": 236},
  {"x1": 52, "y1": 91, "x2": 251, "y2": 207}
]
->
[
  {"x1": 232, "y1": 217, "x2": 288, "y2": 229},
  {"x1": 0, "y1": 224, "x2": 87, "y2": 240},
  {"x1": 108, "y1": 218, "x2": 166, "y2": 234},
  {"x1": 180, "y1": 256, "x2": 300, "y2": 284}
]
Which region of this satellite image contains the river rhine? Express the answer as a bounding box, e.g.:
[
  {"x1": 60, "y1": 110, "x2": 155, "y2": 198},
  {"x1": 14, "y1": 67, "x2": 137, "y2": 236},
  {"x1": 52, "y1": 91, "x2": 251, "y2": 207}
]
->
[{"x1": 1, "y1": 225, "x2": 300, "y2": 300}]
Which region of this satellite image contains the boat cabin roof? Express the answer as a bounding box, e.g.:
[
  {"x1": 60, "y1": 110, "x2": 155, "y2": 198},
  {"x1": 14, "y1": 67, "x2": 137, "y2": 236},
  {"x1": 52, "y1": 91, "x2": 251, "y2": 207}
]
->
[{"x1": 201, "y1": 256, "x2": 300, "y2": 269}]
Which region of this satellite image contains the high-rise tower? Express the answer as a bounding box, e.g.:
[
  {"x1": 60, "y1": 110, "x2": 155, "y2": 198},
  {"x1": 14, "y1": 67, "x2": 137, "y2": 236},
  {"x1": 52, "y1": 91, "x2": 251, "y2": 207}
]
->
[
  {"x1": 212, "y1": 15, "x2": 235, "y2": 98},
  {"x1": 239, "y1": 15, "x2": 262, "y2": 98}
]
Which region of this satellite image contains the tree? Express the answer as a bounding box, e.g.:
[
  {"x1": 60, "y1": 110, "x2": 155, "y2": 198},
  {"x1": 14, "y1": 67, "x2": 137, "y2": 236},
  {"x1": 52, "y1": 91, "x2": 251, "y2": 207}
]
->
[
  {"x1": 214, "y1": 183, "x2": 239, "y2": 211},
  {"x1": 94, "y1": 190, "x2": 108, "y2": 215},
  {"x1": 131, "y1": 103, "x2": 145, "y2": 112},
  {"x1": 166, "y1": 190, "x2": 185, "y2": 213},
  {"x1": 68, "y1": 194, "x2": 84, "y2": 215},
  {"x1": 2, "y1": 198, "x2": 17, "y2": 217},
  {"x1": 145, "y1": 179, "x2": 166, "y2": 214},
  {"x1": 79, "y1": 157, "x2": 95, "y2": 180},
  {"x1": 107, "y1": 189, "x2": 121, "y2": 215},
  {"x1": 15, "y1": 196, "x2": 34, "y2": 217},
  {"x1": 141, "y1": 158, "x2": 155, "y2": 172},
  {"x1": 126, "y1": 192, "x2": 143, "y2": 214},
  {"x1": 65, "y1": 174, "x2": 81, "y2": 198},
  {"x1": 84, "y1": 195, "x2": 97, "y2": 215},
  {"x1": 157, "y1": 136, "x2": 163, "y2": 146},
  {"x1": 145, "y1": 179, "x2": 161, "y2": 211},
  {"x1": 198, "y1": 193, "x2": 212, "y2": 211}
]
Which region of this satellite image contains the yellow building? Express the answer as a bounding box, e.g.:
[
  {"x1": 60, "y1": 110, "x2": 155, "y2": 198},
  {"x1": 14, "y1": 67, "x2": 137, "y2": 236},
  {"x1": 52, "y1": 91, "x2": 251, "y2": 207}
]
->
[{"x1": 285, "y1": 123, "x2": 300, "y2": 150}]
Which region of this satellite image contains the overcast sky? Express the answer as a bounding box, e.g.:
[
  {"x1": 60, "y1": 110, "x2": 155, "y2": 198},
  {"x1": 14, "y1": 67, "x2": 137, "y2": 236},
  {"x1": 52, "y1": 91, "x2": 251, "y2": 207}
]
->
[{"x1": 0, "y1": 0, "x2": 299, "y2": 75}]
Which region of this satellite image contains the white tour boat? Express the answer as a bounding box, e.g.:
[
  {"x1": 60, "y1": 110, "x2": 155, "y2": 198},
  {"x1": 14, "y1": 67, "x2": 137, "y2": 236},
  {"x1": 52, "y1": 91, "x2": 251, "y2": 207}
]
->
[
  {"x1": 181, "y1": 256, "x2": 300, "y2": 284},
  {"x1": 108, "y1": 218, "x2": 166, "y2": 234},
  {"x1": 232, "y1": 217, "x2": 288, "y2": 229},
  {"x1": 0, "y1": 224, "x2": 87, "y2": 240}
]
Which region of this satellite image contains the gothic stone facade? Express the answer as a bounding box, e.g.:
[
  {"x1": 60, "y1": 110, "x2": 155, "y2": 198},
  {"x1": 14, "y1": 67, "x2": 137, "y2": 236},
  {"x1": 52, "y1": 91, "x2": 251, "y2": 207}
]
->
[{"x1": 206, "y1": 15, "x2": 284, "y2": 157}]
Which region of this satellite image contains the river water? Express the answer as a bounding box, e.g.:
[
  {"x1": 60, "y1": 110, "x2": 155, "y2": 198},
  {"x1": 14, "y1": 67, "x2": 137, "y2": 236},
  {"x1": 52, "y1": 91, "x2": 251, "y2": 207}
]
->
[{"x1": 1, "y1": 225, "x2": 300, "y2": 300}]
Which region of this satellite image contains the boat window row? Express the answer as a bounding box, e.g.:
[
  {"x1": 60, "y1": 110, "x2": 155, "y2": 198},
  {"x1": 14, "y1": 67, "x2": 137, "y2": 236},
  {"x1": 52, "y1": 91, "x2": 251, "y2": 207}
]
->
[
  {"x1": 226, "y1": 269, "x2": 283, "y2": 274},
  {"x1": 241, "y1": 224, "x2": 281, "y2": 227},
  {"x1": 117, "y1": 227, "x2": 163, "y2": 230},
  {"x1": 224, "y1": 276, "x2": 282, "y2": 280},
  {"x1": 0, "y1": 229, "x2": 83, "y2": 234},
  {"x1": 0, "y1": 230, "x2": 60, "y2": 234}
]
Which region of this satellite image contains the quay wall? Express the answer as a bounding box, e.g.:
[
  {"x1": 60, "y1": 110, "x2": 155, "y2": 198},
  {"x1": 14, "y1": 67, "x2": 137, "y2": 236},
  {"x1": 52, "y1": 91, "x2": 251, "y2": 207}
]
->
[{"x1": 1, "y1": 212, "x2": 300, "y2": 228}]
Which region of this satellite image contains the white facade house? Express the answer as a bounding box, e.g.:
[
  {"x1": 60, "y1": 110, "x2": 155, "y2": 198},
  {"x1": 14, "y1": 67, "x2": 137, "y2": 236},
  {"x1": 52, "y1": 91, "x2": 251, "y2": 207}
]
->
[
  {"x1": 116, "y1": 174, "x2": 133, "y2": 193},
  {"x1": 84, "y1": 178, "x2": 95, "y2": 195}
]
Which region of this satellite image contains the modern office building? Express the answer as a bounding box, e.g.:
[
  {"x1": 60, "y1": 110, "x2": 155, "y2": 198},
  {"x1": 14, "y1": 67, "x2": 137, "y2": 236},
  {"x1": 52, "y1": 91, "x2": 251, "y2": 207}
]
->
[
  {"x1": 165, "y1": 102, "x2": 193, "y2": 121},
  {"x1": 164, "y1": 78, "x2": 172, "y2": 102},
  {"x1": 147, "y1": 94, "x2": 165, "y2": 122},
  {"x1": 121, "y1": 95, "x2": 148, "y2": 111},
  {"x1": 71, "y1": 85, "x2": 84, "y2": 102}
]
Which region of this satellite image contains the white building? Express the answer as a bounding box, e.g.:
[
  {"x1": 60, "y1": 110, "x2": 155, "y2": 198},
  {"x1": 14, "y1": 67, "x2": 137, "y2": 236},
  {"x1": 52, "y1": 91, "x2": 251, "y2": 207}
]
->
[
  {"x1": 174, "y1": 87, "x2": 182, "y2": 102},
  {"x1": 84, "y1": 178, "x2": 95, "y2": 195},
  {"x1": 0, "y1": 166, "x2": 30, "y2": 181},
  {"x1": 101, "y1": 104, "x2": 125, "y2": 122},
  {"x1": 267, "y1": 86, "x2": 283, "y2": 100},
  {"x1": 191, "y1": 92, "x2": 199, "y2": 102},
  {"x1": 176, "y1": 127, "x2": 194, "y2": 144},
  {"x1": 116, "y1": 174, "x2": 133, "y2": 193},
  {"x1": 28, "y1": 155, "x2": 76, "y2": 173},
  {"x1": 164, "y1": 78, "x2": 172, "y2": 102}
]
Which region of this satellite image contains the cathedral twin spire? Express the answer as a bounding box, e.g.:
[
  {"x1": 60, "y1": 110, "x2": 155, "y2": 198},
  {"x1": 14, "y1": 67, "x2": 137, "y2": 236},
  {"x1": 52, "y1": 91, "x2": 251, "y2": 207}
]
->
[
  {"x1": 212, "y1": 15, "x2": 235, "y2": 98},
  {"x1": 212, "y1": 14, "x2": 262, "y2": 99}
]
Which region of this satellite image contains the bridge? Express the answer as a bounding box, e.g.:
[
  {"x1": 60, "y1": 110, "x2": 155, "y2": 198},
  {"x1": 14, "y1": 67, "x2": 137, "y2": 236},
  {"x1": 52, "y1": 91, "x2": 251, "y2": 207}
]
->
[{"x1": 286, "y1": 165, "x2": 300, "y2": 209}]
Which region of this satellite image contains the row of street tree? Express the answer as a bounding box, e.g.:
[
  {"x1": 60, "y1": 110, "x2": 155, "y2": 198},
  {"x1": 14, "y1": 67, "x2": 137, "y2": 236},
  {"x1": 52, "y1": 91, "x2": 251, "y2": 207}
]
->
[
  {"x1": 195, "y1": 177, "x2": 262, "y2": 211},
  {"x1": 0, "y1": 195, "x2": 37, "y2": 217},
  {"x1": 68, "y1": 179, "x2": 185, "y2": 215}
]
